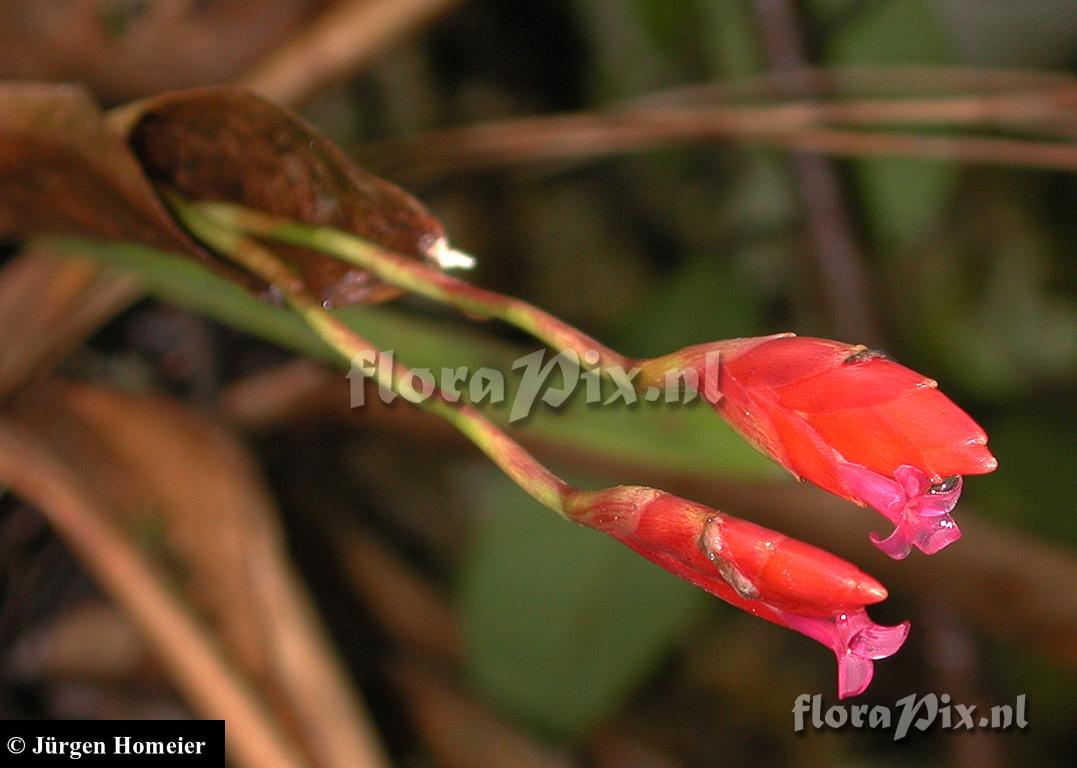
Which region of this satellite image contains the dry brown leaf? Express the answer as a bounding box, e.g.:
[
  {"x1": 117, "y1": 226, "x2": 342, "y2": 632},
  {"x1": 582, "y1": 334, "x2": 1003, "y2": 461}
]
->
[
  {"x1": 120, "y1": 86, "x2": 449, "y2": 305},
  {"x1": 1, "y1": 82, "x2": 451, "y2": 306},
  {"x1": 0, "y1": 84, "x2": 192, "y2": 402},
  {"x1": 0, "y1": 0, "x2": 325, "y2": 104},
  {"x1": 13, "y1": 380, "x2": 388, "y2": 768},
  {"x1": 219, "y1": 358, "x2": 339, "y2": 428},
  {"x1": 0, "y1": 83, "x2": 194, "y2": 251}
]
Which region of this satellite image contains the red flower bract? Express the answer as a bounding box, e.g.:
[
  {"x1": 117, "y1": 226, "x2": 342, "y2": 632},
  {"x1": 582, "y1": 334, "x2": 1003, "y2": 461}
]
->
[
  {"x1": 643, "y1": 334, "x2": 998, "y2": 558},
  {"x1": 566, "y1": 486, "x2": 909, "y2": 698}
]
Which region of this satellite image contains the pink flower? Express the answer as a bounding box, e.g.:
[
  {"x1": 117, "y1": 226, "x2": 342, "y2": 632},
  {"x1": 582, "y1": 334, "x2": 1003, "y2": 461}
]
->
[
  {"x1": 773, "y1": 606, "x2": 910, "y2": 698},
  {"x1": 567, "y1": 486, "x2": 909, "y2": 697},
  {"x1": 641, "y1": 335, "x2": 997, "y2": 558},
  {"x1": 839, "y1": 463, "x2": 963, "y2": 559}
]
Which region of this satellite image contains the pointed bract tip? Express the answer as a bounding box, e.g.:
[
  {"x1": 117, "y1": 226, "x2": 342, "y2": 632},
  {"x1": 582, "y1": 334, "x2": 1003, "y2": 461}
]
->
[
  {"x1": 426, "y1": 237, "x2": 477, "y2": 270},
  {"x1": 858, "y1": 578, "x2": 888, "y2": 604}
]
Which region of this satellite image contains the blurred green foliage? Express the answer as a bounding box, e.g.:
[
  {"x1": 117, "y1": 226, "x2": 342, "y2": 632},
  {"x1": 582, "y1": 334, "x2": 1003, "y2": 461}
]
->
[{"x1": 458, "y1": 470, "x2": 705, "y2": 739}]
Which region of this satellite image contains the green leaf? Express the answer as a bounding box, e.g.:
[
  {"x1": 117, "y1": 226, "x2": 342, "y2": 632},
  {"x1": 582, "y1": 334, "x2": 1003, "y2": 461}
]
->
[
  {"x1": 49, "y1": 238, "x2": 342, "y2": 363},
  {"x1": 458, "y1": 471, "x2": 706, "y2": 739},
  {"x1": 52, "y1": 236, "x2": 779, "y2": 481},
  {"x1": 803, "y1": 0, "x2": 861, "y2": 26}
]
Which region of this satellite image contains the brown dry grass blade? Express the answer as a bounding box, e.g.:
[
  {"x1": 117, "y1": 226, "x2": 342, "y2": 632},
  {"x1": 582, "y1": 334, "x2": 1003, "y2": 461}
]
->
[
  {"x1": 7, "y1": 601, "x2": 151, "y2": 685},
  {"x1": 116, "y1": 86, "x2": 449, "y2": 305},
  {"x1": 0, "y1": 0, "x2": 324, "y2": 104},
  {"x1": 11, "y1": 381, "x2": 390, "y2": 768},
  {"x1": 0, "y1": 415, "x2": 307, "y2": 768}
]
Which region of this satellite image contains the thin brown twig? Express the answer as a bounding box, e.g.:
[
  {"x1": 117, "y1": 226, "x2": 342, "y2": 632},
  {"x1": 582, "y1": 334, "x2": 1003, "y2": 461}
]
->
[
  {"x1": 642, "y1": 65, "x2": 1077, "y2": 103},
  {"x1": 238, "y1": 0, "x2": 465, "y2": 106},
  {"x1": 0, "y1": 419, "x2": 309, "y2": 768},
  {"x1": 758, "y1": 126, "x2": 1077, "y2": 169},
  {"x1": 359, "y1": 88, "x2": 1077, "y2": 181},
  {"x1": 651, "y1": 92, "x2": 1077, "y2": 131}
]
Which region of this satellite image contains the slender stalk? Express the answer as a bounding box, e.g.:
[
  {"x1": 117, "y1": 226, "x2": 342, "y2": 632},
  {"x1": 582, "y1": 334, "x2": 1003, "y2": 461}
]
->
[
  {"x1": 190, "y1": 200, "x2": 637, "y2": 375},
  {"x1": 166, "y1": 191, "x2": 574, "y2": 516}
]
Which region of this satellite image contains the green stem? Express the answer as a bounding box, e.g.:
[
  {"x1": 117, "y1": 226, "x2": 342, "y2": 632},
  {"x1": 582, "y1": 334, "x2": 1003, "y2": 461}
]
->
[
  {"x1": 166, "y1": 191, "x2": 574, "y2": 516},
  {"x1": 190, "y1": 200, "x2": 638, "y2": 375}
]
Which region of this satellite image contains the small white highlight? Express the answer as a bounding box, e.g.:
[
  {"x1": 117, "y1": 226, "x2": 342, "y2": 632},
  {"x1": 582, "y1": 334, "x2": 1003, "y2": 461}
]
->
[{"x1": 428, "y1": 237, "x2": 477, "y2": 270}]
